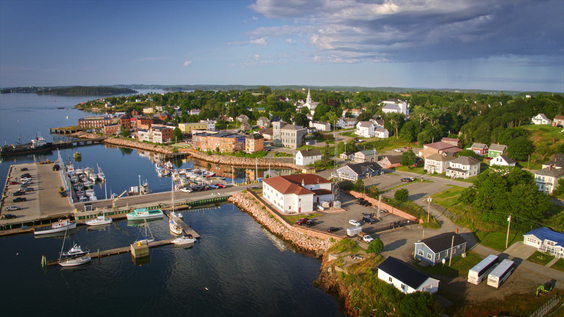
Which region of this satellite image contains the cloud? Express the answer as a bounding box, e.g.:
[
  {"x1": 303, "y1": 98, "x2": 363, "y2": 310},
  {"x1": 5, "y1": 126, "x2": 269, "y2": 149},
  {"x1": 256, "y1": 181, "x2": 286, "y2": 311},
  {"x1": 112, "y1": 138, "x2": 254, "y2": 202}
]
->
[
  {"x1": 286, "y1": 38, "x2": 295, "y2": 44},
  {"x1": 183, "y1": 61, "x2": 192, "y2": 67},
  {"x1": 136, "y1": 56, "x2": 168, "y2": 62},
  {"x1": 227, "y1": 37, "x2": 268, "y2": 46},
  {"x1": 249, "y1": 0, "x2": 564, "y2": 63}
]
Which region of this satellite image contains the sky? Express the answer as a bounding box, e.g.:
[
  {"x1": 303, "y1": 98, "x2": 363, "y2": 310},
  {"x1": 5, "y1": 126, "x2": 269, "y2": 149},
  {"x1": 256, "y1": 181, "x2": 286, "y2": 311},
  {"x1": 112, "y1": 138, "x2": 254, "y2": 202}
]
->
[{"x1": 1, "y1": 0, "x2": 563, "y2": 92}]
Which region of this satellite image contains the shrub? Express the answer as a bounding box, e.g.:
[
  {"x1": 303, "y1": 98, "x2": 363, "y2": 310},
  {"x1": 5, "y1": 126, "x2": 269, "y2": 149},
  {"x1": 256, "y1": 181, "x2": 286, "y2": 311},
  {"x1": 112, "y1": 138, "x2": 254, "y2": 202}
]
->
[
  {"x1": 368, "y1": 185, "x2": 380, "y2": 198},
  {"x1": 367, "y1": 238, "x2": 384, "y2": 253},
  {"x1": 395, "y1": 188, "x2": 409, "y2": 202}
]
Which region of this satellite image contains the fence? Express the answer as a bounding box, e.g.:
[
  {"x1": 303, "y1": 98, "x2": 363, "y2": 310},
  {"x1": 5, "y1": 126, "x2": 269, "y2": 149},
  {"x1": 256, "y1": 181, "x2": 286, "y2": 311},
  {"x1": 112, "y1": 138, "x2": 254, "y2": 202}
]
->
[{"x1": 529, "y1": 295, "x2": 561, "y2": 317}]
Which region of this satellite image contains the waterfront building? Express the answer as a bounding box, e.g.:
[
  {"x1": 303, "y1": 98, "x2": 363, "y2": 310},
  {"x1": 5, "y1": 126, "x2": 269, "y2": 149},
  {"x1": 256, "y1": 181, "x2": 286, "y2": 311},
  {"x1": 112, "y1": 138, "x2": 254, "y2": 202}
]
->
[
  {"x1": 377, "y1": 257, "x2": 439, "y2": 294},
  {"x1": 414, "y1": 232, "x2": 467, "y2": 266},
  {"x1": 136, "y1": 117, "x2": 154, "y2": 130},
  {"x1": 262, "y1": 174, "x2": 333, "y2": 213},
  {"x1": 193, "y1": 132, "x2": 245, "y2": 153},
  {"x1": 334, "y1": 162, "x2": 382, "y2": 181},
  {"x1": 523, "y1": 227, "x2": 564, "y2": 259},
  {"x1": 295, "y1": 149, "x2": 322, "y2": 166},
  {"x1": 78, "y1": 116, "x2": 113, "y2": 131},
  {"x1": 178, "y1": 122, "x2": 208, "y2": 134},
  {"x1": 137, "y1": 126, "x2": 173, "y2": 144},
  {"x1": 245, "y1": 133, "x2": 264, "y2": 153}
]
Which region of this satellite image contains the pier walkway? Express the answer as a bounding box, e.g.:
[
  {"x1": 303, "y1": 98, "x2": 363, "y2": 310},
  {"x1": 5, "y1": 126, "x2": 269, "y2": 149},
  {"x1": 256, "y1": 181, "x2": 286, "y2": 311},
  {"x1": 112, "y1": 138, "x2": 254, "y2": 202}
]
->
[{"x1": 45, "y1": 238, "x2": 176, "y2": 266}]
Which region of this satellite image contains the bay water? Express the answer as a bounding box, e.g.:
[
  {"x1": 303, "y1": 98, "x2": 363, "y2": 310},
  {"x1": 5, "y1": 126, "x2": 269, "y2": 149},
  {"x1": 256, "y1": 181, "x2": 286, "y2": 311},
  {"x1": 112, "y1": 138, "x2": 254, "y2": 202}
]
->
[{"x1": 0, "y1": 92, "x2": 343, "y2": 316}]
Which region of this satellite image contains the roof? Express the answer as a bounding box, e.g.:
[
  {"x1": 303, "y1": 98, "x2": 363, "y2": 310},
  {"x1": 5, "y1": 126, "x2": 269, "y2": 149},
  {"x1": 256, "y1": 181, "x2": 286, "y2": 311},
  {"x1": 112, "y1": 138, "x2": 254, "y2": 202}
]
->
[
  {"x1": 357, "y1": 121, "x2": 373, "y2": 128},
  {"x1": 535, "y1": 113, "x2": 550, "y2": 120},
  {"x1": 496, "y1": 155, "x2": 516, "y2": 164},
  {"x1": 424, "y1": 142, "x2": 458, "y2": 151},
  {"x1": 554, "y1": 115, "x2": 564, "y2": 120},
  {"x1": 344, "y1": 162, "x2": 382, "y2": 175},
  {"x1": 262, "y1": 174, "x2": 331, "y2": 196},
  {"x1": 534, "y1": 167, "x2": 564, "y2": 178},
  {"x1": 417, "y1": 232, "x2": 466, "y2": 253},
  {"x1": 297, "y1": 149, "x2": 322, "y2": 157},
  {"x1": 356, "y1": 150, "x2": 377, "y2": 157},
  {"x1": 281, "y1": 124, "x2": 305, "y2": 131},
  {"x1": 450, "y1": 156, "x2": 480, "y2": 166},
  {"x1": 470, "y1": 143, "x2": 488, "y2": 149},
  {"x1": 375, "y1": 127, "x2": 388, "y2": 133},
  {"x1": 378, "y1": 257, "x2": 432, "y2": 290},
  {"x1": 441, "y1": 137, "x2": 459, "y2": 143},
  {"x1": 426, "y1": 153, "x2": 456, "y2": 162},
  {"x1": 382, "y1": 155, "x2": 402, "y2": 164},
  {"x1": 489, "y1": 144, "x2": 507, "y2": 152},
  {"x1": 524, "y1": 227, "x2": 564, "y2": 248},
  {"x1": 260, "y1": 128, "x2": 273, "y2": 136},
  {"x1": 382, "y1": 104, "x2": 400, "y2": 111},
  {"x1": 246, "y1": 133, "x2": 263, "y2": 140}
]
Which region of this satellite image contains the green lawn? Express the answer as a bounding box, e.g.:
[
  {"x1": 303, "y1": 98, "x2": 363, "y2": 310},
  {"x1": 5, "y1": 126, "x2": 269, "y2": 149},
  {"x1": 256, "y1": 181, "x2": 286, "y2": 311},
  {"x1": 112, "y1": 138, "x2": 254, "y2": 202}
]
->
[
  {"x1": 523, "y1": 124, "x2": 564, "y2": 140},
  {"x1": 282, "y1": 212, "x2": 322, "y2": 224},
  {"x1": 417, "y1": 252, "x2": 483, "y2": 278},
  {"x1": 394, "y1": 166, "x2": 426, "y2": 174},
  {"x1": 431, "y1": 185, "x2": 465, "y2": 208},
  {"x1": 551, "y1": 259, "x2": 564, "y2": 272},
  {"x1": 473, "y1": 230, "x2": 523, "y2": 251},
  {"x1": 527, "y1": 251, "x2": 555, "y2": 266}
]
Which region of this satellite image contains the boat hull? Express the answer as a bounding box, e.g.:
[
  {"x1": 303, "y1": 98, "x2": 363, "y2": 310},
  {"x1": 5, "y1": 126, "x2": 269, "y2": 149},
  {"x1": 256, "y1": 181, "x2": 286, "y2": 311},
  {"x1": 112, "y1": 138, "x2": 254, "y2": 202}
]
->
[
  {"x1": 59, "y1": 257, "x2": 91, "y2": 267},
  {"x1": 171, "y1": 237, "x2": 196, "y2": 245},
  {"x1": 126, "y1": 208, "x2": 164, "y2": 220},
  {"x1": 34, "y1": 222, "x2": 77, "y2": 235},
  {"x1": 84, "y1": 219, "x2": 112, "y2": 226}
]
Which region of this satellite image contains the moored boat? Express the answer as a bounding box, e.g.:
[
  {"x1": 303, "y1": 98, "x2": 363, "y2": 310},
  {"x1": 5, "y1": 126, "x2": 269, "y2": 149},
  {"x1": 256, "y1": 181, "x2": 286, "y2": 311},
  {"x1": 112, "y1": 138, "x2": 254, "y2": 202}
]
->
[
  {"x1": 34, "y1": 219, "x2": 76, "y2": 235},
  {"x1": 85, "y1": 215, "x2": 113, "y2": 226},
  {"x1": 60, "y1": 243, "x2": 89, "y2": 258},
  {"x1": 169, "y1": 220, "x2": 183, "y2": 235},
  {"x1": 171, "y1": 235, "x2": 196, "y2": 245},
  {"x1": 126, "y1": 208, "x2": 164, "y2": 220},
  {"x1": 59, "y1": 256, "x2": 91, "y2": 267}
]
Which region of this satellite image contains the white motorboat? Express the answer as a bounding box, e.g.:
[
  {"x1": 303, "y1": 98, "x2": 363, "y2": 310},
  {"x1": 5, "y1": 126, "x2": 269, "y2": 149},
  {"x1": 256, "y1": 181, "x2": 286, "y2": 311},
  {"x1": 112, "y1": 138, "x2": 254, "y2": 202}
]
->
[
  {"x1": 34, "y1": 219, "x2": 77, "y2": 235},
  {"x1": 171, "y1": 235, "x2": 196, "y2": 245},
  {"x1": 59, "y1": 256, "x2": 91, "y2": 267},
  {"x1": 96, "y1": 164, "x2": 105, "y2": 181},
  {"x1": 84, "y1": 215, "x2": 113, "y2": 226},
  {"x1": 126, "y1": 208, "x2": 164, "y2": 220},
  {"x1": 60, "y1": 243, "x2": 89, "y2": 258},
  {"x1": 169, "y1": 220, "x2": 183, "y2": 235}
]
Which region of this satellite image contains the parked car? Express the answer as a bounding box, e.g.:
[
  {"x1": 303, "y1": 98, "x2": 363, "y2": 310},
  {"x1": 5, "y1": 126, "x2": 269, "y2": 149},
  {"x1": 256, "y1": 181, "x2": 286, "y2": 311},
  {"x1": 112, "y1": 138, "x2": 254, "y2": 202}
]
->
[
  {"x1": 20, "y1": 167, "x2": 28, "y2": 171},
  {"x1": 327, "y1": 227, "x2": 340, "y2": 232},
  {"x1": 349, "y1": 219, "x2": 361, "y2": 226},
  {"x1": 404, "y1": 146, "x2": 412, "y2": 150},
  {"x1": 9, "y1": 181, "x2": 19, "y2": 185},
  {"x1": 24, "y1": 187, "x2": 34, "y2": 192},
  {"x1": 350, "y1": 254, "x2": 363, "y2": 260},
  {"x1": 12, "y1": 190, "x2": 25, "y2": 196},
  {"x1": 362, "y1": 235, "x2": 374, "y2": 243},
  {"x1": 305, "y1": 219, "x2": 317, "y2": 226},
  {"x1": 2, "y1": 214, "x2": 17, "y2": 219},
  {"x1": 363, "y1": 216, "x2": 377, "y2": 224},
  {"x1": 394, "y1": 148, "x2": 402, "y2": 152},
  {"x1": 401, "y1": 177, "x2": 414, "y2": 182},
  {"x1": 21, "y1": 173, "x2": 31, "y2": 178},
  {"x1": 216, "y1": 183, "x2": 225, "y2": 188},
  {"x1": 180, "y1": 187, "x2": 192, "y2": 193},
  {"x1": 357, "y1": 198, "x2": 371, "y2": 206},
  {"x1": 207, "y1": 184, "x2": 218, "y2": 189},
  {"x1": 59, "y1": 191, "x2": 67, "y2": 197},
  {"x1": 13, "y1": 197, "x2": 27, "y2": 202},
  {"x1": 295, "y1": 218, "x2": 310, "y2": 225},
  {"x1": 5, "y1": 206, "x2": 20, "y2": 211}
]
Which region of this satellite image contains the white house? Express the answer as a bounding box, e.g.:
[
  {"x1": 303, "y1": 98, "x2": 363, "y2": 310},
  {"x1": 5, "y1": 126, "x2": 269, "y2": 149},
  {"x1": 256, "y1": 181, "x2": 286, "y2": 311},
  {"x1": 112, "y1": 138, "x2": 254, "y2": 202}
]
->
[
  {"x1": 534, "y1": 166, "x2": 564, "y2": 194},
  {"x1": 523, "y1": 227, "x2": 564, "y2": 259},
  {"x1": 381, "y1": 99, "x2": 409, "y2": 117},
  {"x1": 337, "y1": 118, "x2": 357, "y2": 129},
  {"x1": 445, "y1": 156, "x2": 481, "y2": 179},
  {"x1": 374, "y1": 127, "x2": 389, "y2": 139},
  {"x1": 295, "y1": 149, "x2": 323, "y2": 166},
  {"x1": 189, "y1": 109, "x2": 201, "y2": 116},
  {"x1": 356, "y1": 121, "x2": 375, "y2": 138},
  {"x1": 262, "y1": 174, "x2": 333, "y2": 213},
  {"x1": 377, "y1": 257, "x2": 439, "y2": 294},
  {"x1": 532, "y1": 113, "x2": 552, "y2": 125},
  {"x1": 354, "y1": 149, "x2": 378, "y2": 163},
  {"x1": 309, "y1": 120, "x2": 331, "y2": 132},
  {"x1": 490, "y1": 155, "x2": 516, "y2": 167},
  {"x1": 424, "y1": 153, "x2": 456, "y2": 174}
]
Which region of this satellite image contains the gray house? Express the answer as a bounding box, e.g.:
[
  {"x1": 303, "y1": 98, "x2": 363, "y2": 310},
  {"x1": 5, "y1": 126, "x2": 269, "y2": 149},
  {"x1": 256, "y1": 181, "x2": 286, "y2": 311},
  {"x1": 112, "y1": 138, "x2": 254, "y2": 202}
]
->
[
  {"x1": 414, "y1": 232, "x2": 467, "y2": 266},
  {"x1": 335, "y1": 162, "x2": 382, "y2": 181}
]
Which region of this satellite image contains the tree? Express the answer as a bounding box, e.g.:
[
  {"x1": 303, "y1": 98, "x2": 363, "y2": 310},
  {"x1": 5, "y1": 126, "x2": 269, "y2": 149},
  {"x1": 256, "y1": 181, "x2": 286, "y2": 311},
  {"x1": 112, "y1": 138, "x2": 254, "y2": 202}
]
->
[
  {"x1": 395, "y1": 188, "x2": 409, "y2": 202},
  {"x1": 354, "y1": 179, "x2": 365, "y2": 192},
  {"x1": 399, "y1": 121, "x2": 419, "y2": 142},
  {"x1": 399, "y1": 291, "x2": 441, "y2": 317},
  {"x1": 366, "y1": 238, "x2": 384, "y2": 253},
  {"x1": 457, "y1": 149, "x2": 479, "y2": 159},
  {"x1": 294, "y1": 113, "x2": 309, "y2": 127},
  {"x1": 368, "y1": 185, "x2": 380, "y2": 198},
  {"x1": 172, "y1": 127, "x2": 183, "y2": 143},
  {"x1": 120, "y1": 128, "x2": 131, "y2": 138},
  {"x1": 401, "y1": 150, "x2": 416, "y2": 167},
  {"x1": 356, "y1": 111, "x2": 373, "y2": 122},
  {"x1": 507, "y1": 137, "x2": 534, "y2": 161}
]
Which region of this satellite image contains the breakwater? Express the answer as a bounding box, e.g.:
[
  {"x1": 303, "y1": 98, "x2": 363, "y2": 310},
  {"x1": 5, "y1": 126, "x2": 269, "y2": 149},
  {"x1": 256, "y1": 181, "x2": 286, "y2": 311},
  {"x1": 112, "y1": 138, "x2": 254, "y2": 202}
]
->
[
  {"x1": 228, "y1": 191, "x2": 335, "y2": 255},
  {"x1": 181, "y1": 149, "x2": 301, "y2": 170},
  {"x1": 103, "y1": 136, "x2": 177, "y2": 154}
]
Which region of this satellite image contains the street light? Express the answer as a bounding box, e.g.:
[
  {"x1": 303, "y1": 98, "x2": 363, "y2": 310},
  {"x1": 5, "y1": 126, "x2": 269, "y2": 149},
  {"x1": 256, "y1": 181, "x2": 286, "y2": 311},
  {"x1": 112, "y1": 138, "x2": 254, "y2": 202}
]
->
[
  {"x1": 426, "y1": 196, "x2": 432, "y2": 222},
  {"x1": 506, "y1": 214, "x2": 512, "y2": 249}
]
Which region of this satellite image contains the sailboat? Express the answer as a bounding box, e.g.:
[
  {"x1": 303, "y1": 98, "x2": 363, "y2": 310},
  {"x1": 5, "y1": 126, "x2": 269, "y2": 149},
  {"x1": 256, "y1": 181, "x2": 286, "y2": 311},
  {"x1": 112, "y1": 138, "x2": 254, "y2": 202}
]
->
[
  {"x1": 170, "y1": 176, "x2": 183, "y2": 219},
  {"x1": 169, "y1": 177, "x2": 184, "y2": 235},
  {"x1": 171, "y1": 234, "x2": 196, "y2": 246},
  {"x1": 136, "y1": 219, "x2": 155, "y2": 244},
  {"x1": 58, "y1": 225, "x2": 91, "y2": 267}
]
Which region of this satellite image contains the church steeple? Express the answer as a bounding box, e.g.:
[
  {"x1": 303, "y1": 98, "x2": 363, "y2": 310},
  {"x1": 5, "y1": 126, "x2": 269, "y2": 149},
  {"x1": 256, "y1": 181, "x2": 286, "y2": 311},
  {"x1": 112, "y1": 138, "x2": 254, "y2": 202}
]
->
[{"x1": 306, "y1": 89, "x2": 312, "y2": 104}]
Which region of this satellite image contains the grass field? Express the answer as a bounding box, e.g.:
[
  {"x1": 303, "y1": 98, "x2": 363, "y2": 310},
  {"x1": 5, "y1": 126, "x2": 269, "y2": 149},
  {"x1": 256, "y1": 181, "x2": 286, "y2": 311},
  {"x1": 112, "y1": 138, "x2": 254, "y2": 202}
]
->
[
  {"x1": 394, "y1": 166, "x2": 426, "y2": 174},
  {"x1": 473, "y1": 230, "x2": 523, "y2": 251},
  {"x1": 282, "y1": 212, "x2": 322, "y2": 224},
  {"x1": 527, "y1": 251, "x2": 555, "y2": 266},
  {"x1": 551, "y1": 258, "x2": 564, "y2": 272},
  {"x1": 417, "y1": 252, "x2": 483, "y2": 278},
  {"x1": 523, "y1": 124, "x2": 564, "y2": 140},
  {"x1": 431, "y1": 185, "x2": 465, "y2": 208}
]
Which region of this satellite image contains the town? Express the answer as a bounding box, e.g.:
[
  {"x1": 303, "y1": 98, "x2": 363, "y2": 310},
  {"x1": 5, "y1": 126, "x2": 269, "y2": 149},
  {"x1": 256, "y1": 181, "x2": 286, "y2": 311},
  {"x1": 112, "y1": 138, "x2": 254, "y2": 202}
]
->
[{"x1": 2, "y1": 87, "x2": 563, "y2": 316}]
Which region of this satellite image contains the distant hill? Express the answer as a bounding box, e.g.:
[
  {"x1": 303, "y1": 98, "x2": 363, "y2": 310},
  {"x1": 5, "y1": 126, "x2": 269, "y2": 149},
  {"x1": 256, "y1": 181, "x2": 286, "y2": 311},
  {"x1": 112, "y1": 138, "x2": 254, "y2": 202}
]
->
[{"x1": 1, "y1": 86, "x2": 137, "y2": 96}]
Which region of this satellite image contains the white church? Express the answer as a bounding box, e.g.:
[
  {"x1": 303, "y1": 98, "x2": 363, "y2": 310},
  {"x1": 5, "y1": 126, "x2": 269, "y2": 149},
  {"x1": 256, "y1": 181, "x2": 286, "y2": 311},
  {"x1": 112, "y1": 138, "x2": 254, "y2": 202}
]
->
[{"x1": 302, "y1": 89, "x2": 320, "y2": 116}]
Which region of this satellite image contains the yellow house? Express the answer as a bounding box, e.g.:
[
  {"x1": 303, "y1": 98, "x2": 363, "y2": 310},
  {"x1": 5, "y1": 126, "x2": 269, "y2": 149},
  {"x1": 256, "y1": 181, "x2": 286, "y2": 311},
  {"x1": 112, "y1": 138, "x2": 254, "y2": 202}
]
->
[
  {"x1": 178, "y1": 122, "x2": 208, "y2": 134},
  {"x1": 142, "y1": 107, "x2": 154, "y2": 114}
]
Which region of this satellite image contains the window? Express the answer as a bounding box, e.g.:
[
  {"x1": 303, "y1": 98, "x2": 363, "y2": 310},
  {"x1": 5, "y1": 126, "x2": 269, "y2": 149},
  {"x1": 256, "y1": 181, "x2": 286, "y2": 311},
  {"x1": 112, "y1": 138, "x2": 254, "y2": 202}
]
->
[
  {"x1": 418, "y1": 249, "x2": 424, "y2": 256},
  {"x1": 401, "y1": 284, "x2": 405, "y2": 290},
  {"x1": 388, "y1": 277, "x2": 393, "y2": 282},
  {"x1": 426, "y1": 253, "x2": 432, "y2": 260}
]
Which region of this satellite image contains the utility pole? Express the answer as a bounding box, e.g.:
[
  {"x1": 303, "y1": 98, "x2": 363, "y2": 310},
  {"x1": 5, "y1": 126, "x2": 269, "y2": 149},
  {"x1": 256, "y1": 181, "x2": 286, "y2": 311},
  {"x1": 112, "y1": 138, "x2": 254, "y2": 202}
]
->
[
  {"x1": 506, "y1": 214, "x2": 512, "y2": 249},
  {"x1": 427, "y1": 196, "x2": 432, "y2": 222},
  {"x1": 449, "y1": 235, "x2": 454, "y2": 266}
]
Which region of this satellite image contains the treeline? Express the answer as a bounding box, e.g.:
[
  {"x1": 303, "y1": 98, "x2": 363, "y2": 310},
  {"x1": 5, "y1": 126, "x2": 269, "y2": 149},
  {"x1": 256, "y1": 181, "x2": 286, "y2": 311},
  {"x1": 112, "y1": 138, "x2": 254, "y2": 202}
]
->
[{"x1": 36, "y1": 86, "x2": 137, "y2": 96}]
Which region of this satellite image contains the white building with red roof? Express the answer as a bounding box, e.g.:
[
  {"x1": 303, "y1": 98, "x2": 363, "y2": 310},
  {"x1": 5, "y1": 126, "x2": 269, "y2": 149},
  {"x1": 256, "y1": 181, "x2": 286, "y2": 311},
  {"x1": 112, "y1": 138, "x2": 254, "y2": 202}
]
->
[{"x1": 262, "y1": 174, "x2": 333, "y2": 213}]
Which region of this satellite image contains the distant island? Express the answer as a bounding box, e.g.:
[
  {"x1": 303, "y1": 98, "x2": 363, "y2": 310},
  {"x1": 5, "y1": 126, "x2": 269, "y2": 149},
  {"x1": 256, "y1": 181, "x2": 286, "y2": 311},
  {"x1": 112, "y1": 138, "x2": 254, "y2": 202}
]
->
[{"x1": 1, "y1": 86, "x2": 137, "y2": 96}]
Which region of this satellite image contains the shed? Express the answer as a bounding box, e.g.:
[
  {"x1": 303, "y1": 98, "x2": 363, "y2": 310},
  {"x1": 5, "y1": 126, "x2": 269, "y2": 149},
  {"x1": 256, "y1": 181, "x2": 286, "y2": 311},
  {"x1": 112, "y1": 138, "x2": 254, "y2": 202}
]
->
[{"x1": 377, "y1": 256, "x2": 439, "y2": 294}]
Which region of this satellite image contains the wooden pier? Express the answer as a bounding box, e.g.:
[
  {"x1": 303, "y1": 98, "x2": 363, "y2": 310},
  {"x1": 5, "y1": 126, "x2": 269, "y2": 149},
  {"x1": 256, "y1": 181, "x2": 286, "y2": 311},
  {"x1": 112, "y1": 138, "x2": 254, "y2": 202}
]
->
[
  {"x1": 165, "y1": 210, "x2": 200, "y2": 238},
  {"x1": 45, "y1": 238, "x2": 176, "y2": 266}
]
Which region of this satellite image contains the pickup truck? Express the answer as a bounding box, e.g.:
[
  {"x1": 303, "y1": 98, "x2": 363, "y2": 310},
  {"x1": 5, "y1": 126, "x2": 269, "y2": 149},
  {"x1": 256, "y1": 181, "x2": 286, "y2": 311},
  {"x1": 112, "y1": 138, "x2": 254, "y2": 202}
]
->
[{"x1": 358, "y1": 232, "x2": 374, "y2": 243}]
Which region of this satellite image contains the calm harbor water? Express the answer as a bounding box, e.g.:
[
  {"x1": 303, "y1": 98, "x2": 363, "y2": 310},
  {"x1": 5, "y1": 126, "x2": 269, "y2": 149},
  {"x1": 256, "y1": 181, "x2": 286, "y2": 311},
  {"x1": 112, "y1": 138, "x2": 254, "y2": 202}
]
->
[{"x1": 0, "y1": 92, "x2": 343, "y2": 316}]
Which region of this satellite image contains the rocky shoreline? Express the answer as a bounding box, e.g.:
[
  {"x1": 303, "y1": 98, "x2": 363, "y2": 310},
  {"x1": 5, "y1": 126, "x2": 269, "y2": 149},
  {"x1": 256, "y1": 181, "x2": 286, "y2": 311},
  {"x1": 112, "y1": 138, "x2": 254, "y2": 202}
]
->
[{"x1": 182, "y1": 149, "x2": 301, "y2": 170}]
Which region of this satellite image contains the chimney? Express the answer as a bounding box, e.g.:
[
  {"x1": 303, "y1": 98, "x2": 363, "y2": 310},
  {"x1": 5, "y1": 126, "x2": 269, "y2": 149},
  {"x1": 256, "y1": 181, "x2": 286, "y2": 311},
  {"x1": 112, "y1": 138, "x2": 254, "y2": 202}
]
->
[
  {"x1": 302, "y1": 179, "x2": 305, "y2": 186},
  {"x1": 455, "y1": 228, "x2": 459, "y2": 234}
]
